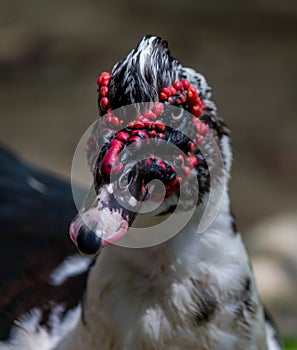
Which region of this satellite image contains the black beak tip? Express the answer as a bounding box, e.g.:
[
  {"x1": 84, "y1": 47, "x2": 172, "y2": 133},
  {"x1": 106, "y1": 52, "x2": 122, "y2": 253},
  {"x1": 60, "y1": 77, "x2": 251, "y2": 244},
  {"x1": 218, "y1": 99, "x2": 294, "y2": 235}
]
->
[{"x1": 76, "y1": 225, "x2": 102, "y2": 256}]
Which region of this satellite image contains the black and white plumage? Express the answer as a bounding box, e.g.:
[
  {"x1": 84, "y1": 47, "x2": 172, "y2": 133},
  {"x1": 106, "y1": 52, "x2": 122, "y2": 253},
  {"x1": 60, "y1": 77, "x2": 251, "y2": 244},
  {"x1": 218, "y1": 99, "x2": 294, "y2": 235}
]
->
[
  {"x1": 0, "y1": 147, "x2": 94, "y2": 350},
  {"x1": 0, "y1": 36, "x2": 283, "y2": 350}
]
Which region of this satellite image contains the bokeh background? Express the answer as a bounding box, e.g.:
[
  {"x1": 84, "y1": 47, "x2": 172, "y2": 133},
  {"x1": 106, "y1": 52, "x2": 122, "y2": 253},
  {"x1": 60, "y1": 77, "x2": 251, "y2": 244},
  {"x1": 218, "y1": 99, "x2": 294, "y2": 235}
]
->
[{"x1": 0, "y1": 0, "x2": 296, "y2": 342}]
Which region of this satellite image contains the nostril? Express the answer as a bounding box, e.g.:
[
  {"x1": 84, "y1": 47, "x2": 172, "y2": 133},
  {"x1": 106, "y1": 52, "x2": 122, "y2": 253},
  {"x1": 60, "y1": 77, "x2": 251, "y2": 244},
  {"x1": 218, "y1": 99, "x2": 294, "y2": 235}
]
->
[{"x1": 76, "y1": 224, "x2": 102, "y2": 256}]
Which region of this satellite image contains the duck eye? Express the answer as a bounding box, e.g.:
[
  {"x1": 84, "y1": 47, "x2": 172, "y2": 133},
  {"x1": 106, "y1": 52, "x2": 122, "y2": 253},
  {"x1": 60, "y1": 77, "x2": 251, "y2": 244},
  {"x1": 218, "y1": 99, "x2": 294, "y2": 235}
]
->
[{"x1": 171, "y1": 107, "x2": 184, "y2": 121}]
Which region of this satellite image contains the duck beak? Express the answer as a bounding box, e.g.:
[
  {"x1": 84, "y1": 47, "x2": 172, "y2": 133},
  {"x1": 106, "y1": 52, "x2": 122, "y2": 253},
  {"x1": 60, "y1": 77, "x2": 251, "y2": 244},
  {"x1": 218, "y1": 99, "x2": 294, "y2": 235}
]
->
[{"x1": 69, "y1": 183, "x2": 143, "y2": 255}]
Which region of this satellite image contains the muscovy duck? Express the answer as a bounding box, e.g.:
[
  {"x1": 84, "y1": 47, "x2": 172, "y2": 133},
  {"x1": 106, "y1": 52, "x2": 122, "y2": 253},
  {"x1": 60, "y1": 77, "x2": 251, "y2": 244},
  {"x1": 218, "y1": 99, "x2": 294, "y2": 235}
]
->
[{"x1": 0, "y1": 36, "x2": 282, "y2": 350}]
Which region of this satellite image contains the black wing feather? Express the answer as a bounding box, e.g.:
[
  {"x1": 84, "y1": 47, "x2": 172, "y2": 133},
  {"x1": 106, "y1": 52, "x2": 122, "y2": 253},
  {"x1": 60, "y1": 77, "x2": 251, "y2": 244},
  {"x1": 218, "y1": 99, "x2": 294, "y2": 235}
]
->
[{"x1": 0, "y1": 146, "x2": 89, "y2": 340}]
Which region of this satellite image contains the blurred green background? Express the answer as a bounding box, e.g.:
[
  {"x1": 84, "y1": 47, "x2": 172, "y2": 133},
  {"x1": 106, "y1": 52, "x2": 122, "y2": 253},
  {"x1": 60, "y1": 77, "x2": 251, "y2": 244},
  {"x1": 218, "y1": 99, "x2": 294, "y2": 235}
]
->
[{"x1": 0, "y1": 0, "x2": 296, "y2": 344}]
